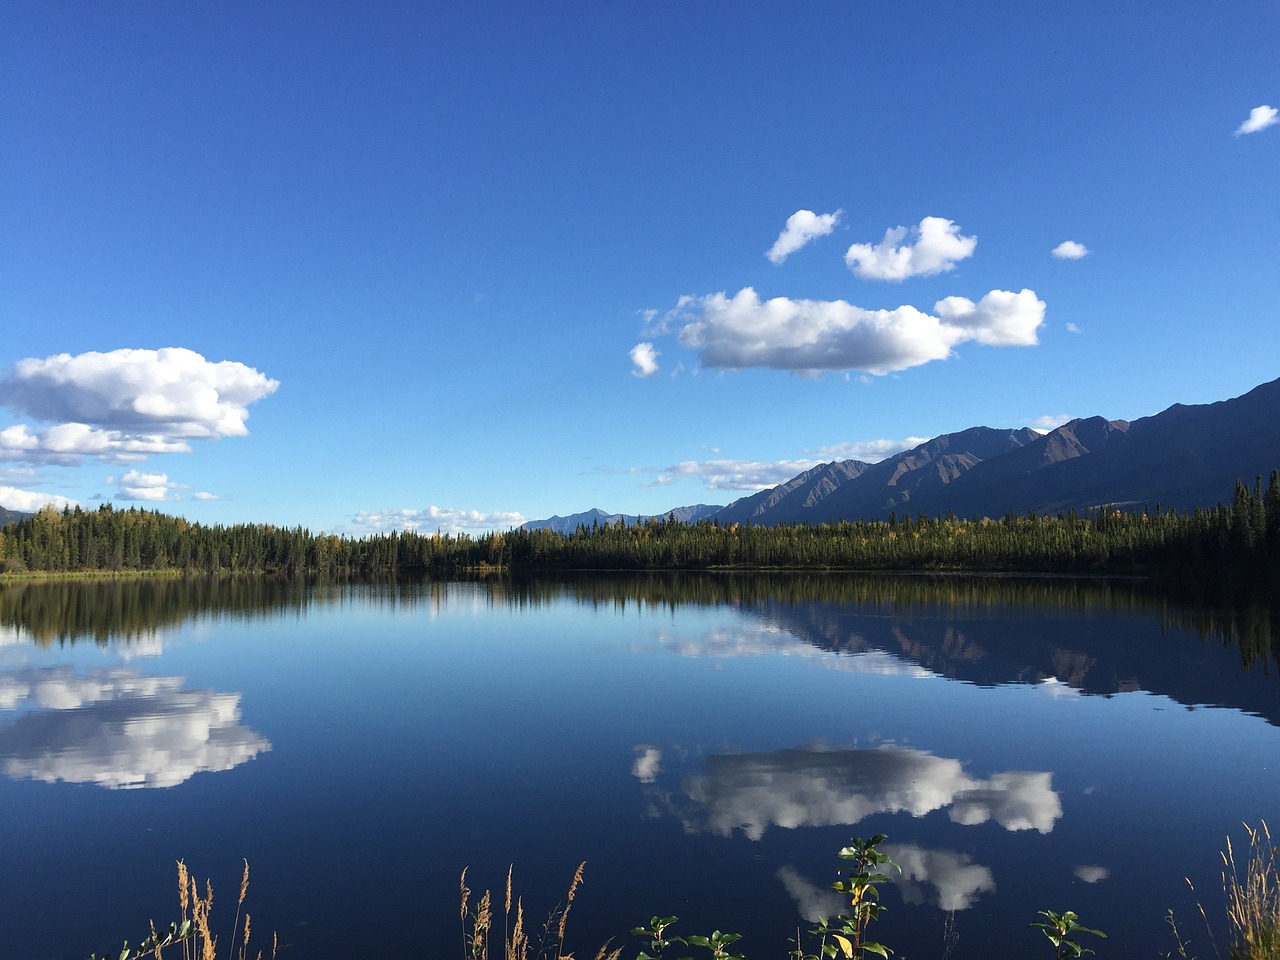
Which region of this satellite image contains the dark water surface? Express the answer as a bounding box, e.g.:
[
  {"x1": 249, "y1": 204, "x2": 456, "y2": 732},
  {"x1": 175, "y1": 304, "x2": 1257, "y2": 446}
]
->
[{"x1": 1, "y1": 574, "x2": 1277, "y2": 960}]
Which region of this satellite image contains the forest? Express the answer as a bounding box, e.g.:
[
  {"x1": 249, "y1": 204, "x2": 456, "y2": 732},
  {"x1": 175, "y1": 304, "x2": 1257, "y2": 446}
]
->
[{"x1": 2, "y1": 472, "x2": 1280, "y2": 581}]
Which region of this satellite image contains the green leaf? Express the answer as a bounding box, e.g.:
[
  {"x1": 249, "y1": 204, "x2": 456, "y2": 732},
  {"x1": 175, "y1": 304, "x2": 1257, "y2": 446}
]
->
[{"x1": 863, "y1": 942, "x2": 891, "y2": 958}]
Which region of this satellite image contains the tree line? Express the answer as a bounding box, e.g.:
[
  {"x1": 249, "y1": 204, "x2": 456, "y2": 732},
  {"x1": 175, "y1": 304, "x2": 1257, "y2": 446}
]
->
[{"x1": 3, "y1": 472, "x2": 1280, "y2": 580}]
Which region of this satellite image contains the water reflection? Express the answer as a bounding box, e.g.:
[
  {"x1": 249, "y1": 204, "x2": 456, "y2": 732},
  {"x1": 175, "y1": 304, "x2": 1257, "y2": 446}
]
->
[
  {"x1": 651, "y1": 744, "x2": 1061, "y2": 840},
  {"x1": 0, "y1": 665, "x2": 270, "y2": 788},
  {"x1": 779, "y1": 841, "x2": 998, "y2": 919}
]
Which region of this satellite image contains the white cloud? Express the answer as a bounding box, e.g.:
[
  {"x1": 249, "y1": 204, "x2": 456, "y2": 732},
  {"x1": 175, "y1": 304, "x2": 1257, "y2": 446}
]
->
[
  {"x1": 1066, "y1": 322, "x2": 1081, "y2": 334},
  {"x1": 1051, "y1": 240, "x2": 1089, "y2": 260},
  {"x1": 192, "y1": 491, "x2": 222, "y2": 501},
  {"x1": 110, "y1": 469, "x2": 187, "y2": 502},
  {"x1": 629, "y1": 342, "x2": 660, "y2": 378},
  {"x1": 767, "y1": 209, "x2": 843, "y2": 265},
  {"x1": 0, "y1": 348, "x2": 278, "y2": 441},
  {"x1": 1236, "y1": 105, "x2": 1278, "y2": 135},
  {"x1": 351, "y1": 506, "x2": 528, "y2": 536},
  {"x1": 682, "y1": 744, "x2": 1062, "y2": 841},
  {"x1": 0, "y1": 665, "x2": 270, "y2": 789},
  {"x1": 1028, "y1": 414, "x2": 1074, "y2": 433},
  {"x1": 0, "y1": 486, "x2": 77, "y2": 512},
  {"x1": 0, "y1": 422, "x2": 193, "y2": 467},
  {"x1": 806, "y1": 438, "x2": 929, "y2": 463},
  {"x1": 844, "y1": 217, "x2": 976, "y2": 281},
  {"x1": 662, "y1": 286, "x2": 1043, "y2": 375}
]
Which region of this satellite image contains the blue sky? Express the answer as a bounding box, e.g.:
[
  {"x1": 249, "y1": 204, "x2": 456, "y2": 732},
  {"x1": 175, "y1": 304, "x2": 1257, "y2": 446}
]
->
[{"x1": 2, "y1": 1, "x2": 1277, "y2": 534}]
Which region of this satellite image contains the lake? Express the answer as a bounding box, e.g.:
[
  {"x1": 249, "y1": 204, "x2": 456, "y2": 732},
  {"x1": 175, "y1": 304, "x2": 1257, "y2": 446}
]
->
[{"x1": 0, "y1": 573, "x2": 1276, "y2": 960}]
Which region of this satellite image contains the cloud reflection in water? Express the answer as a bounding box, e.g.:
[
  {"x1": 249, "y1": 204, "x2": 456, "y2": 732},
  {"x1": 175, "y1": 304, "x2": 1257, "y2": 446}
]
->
[
  {"x1": 682, "y1": 745, "x2": 1061, "y2": 840},
  {"x1": 0, "y1": 665, "x2": 270, "y2": 789}
]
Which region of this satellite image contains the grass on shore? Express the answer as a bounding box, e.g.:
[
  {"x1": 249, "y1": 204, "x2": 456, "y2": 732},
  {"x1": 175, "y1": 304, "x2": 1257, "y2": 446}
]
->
[{"x1": 83, "y1": 823, "x2": 1278, "y2": 960}]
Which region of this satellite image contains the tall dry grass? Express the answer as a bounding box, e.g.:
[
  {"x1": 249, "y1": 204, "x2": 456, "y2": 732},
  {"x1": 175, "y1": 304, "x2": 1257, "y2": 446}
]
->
[
  {"x1": 459, "y1": 861, "x2": 619, "y2": 960},
  {"x1": 87, "y1": 860, "x2": 275, "y2": 960},
  {"x1": 1221, "y1": 822, "x2": 1280, "y2": 960}
]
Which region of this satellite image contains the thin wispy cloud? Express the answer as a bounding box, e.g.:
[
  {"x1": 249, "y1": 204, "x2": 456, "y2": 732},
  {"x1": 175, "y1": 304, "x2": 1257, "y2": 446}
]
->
[
  {"x1": 1236, "y1": 105, "x2": 1278, "y2": 135},
  {"x1": 643, "y1": 458, "x2": 824, "y2": 492},
  {"x1": 806, "y1": 438, "x2": 929, "y2": 463},
  {"x1": 845, "y1": 217, "x2": 977, "y2": 281},
  {"x1": 653, "y1": 286, "x2": 1044, "y2": 376},
  {"x1": 1051, "y1": 240, "x2": 1089, "y2": 260},
  {"x1": 766, "y1": 209, "x2": 843, "y2": 264},
  {"x1": 1028, "y1": 414, "x2": 1074, "y2": 433}
]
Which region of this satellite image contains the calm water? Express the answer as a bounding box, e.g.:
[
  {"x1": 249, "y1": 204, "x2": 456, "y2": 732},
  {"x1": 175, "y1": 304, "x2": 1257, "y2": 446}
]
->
[{"x1": 0, "y1": 574, "x2": 1277, "y2": 960}]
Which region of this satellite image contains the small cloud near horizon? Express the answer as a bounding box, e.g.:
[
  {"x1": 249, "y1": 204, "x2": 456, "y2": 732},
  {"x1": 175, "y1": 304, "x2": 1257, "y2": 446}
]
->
[
  {"x1": 1051, "y1": 240, "x2": 1089, "y2": 260},
  {"x1": 806, "y1": 437, "x2": 929, "y2": 463},
  {"x1": 1028, "y1": 414, "x2": 1075, "y2": 433},
  {"x1": 1236, "y1": 105, "x2": 1278, "y2": 135},
  {"x1": 766, "y1": 209, "x2": 843, "y2": 264},
  {"x1": 351, "y1": 505, "x2": 529, "y2": 536},
  {"x1": 631, "y1": 458, "x2": 824, "y2": 492},
  {"x1": 0, "y1": 486, "x2": 78, "y2": 512},
  {"x1": 110, "y1": 469, "x2": 188, "y2": 502}
]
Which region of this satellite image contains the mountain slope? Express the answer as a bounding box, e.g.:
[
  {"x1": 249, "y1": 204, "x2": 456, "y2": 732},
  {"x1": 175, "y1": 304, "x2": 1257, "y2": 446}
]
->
[
  {"x1": 523, "y1": 375, "x2": 1280, "y2": 529},
  {"x1": 716, "y1": 459, "x2": 871, "y2": 525}
]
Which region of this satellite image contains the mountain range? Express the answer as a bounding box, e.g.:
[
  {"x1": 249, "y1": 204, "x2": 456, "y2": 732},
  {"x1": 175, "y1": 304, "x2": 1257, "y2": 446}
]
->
[{"x1": 526, "y1": 374, "x2": 1280, "y2": 531}]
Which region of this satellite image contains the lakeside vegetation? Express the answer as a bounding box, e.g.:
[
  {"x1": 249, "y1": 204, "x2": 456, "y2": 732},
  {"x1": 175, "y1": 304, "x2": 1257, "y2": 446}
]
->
[
  {"x1": 89, "y1": 826, "x2": 1279, "y2": 960},
  {"x1": 4, "y1": 473, "x2": 1280, "y2": 581}
]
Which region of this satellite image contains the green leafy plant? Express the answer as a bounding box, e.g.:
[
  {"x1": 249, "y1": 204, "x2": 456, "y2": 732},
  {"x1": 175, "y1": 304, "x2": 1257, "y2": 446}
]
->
[
  {"x1": 629, "y1": 916, "x2": 745, "y2": 960},
  {"x1": 1030, "y1": 909, "x2": 1106, "y2": 959},
  {"x1": 790, "y1": 833, "x2": 900, "y2": 960}
]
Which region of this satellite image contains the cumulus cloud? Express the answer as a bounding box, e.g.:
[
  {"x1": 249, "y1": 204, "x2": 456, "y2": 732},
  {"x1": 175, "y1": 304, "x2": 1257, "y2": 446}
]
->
[
  {"x1": 883, "y1": 843, "x2": 997, "y2": 911},
  {"x1": 110, "y1": 469, "x2": 188, "y2": 501},
  {"x1": 844, "y1": 217, "x2": 977, "y2": 281},
  {"x1": 681, "y1": 744, "x2": 1062, "y2": 841},
  {"x1": 351, "y1": 506, "x2": 528, "y2": 536},
  {"x1": 1236, "y1": 105, "x2": 1278, "y2": 135},
  {"x1": 0, "y1": 348, "x2": 278, "y2": 441},
  {"x1": 630, "y1": 342, "x2": 660, "y2": 378},
  {"x1": 660, "y1": 287, "x2": 1043, "y2": 376},
  {"x1": 767, "y1": 209, "x2": 843, "y2": 264},
  {"x1": 0, "y1": 422, "x2": 190, "y2": 466},
  {"x1": 1051, "y1": 241, "x2": 1089, "y2": 260},
  {"x1": 0, "y1": 665, "x2": 270, "y2": 789},
  {"x1": 0, "y1": 486, "x2": 77, "y2": 512}
]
